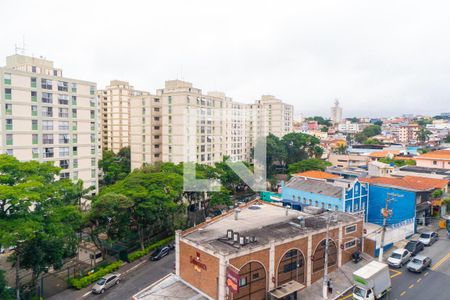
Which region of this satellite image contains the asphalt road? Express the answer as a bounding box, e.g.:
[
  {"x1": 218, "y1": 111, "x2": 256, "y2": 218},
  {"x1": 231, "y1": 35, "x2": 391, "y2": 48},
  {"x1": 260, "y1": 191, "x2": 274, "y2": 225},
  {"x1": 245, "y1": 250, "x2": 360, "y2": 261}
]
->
[
  {"x1": 48, "y1": 252, "x2": 175, "y2": 300},
  {"x1": 84, "y1": 252, "x2": 175, "y2": 300},
  {"x1": 338, "y1": 237, "x2": 450, "y2": 300}
]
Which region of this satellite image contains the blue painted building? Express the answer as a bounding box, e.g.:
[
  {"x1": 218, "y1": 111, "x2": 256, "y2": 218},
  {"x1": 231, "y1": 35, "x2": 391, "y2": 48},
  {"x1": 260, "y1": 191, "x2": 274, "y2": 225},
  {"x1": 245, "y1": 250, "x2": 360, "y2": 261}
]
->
[{"x1": 281, "y1": 177, "x2": 369, "y2": 218}]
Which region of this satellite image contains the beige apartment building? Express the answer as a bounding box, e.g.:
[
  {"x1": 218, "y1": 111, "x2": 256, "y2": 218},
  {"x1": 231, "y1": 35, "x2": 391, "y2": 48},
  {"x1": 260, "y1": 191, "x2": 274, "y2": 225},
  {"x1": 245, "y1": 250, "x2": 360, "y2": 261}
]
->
[
  {"x1": 0, "y1": 54, "x2": 99, "y2": 194},
  {"x1": 129, "y1": 93, "x2": 163, "y2": 168},
  {"x1": 130, "y1": 80, "x2": 294, "y2": 169},
  {"x1": 98, "y1": 80, "x2": 150, "y2": 152}
]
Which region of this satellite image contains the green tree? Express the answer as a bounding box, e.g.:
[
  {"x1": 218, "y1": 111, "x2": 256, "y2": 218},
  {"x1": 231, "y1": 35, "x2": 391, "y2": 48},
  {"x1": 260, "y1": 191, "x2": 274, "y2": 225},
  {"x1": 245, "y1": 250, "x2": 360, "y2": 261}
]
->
[
  {"x1": 282, "y1": 132, "x2": 323, "y2": 165},
  {"x1": 336, "y1": 144, "x2": 347, "y2": 154},
  {"x1": 320, "y1": 126, "x2": 329, "y2": 132},
  {"x1": 379, "y1": 157, "x2": 416, "y2": 167},
  {"x1": 373, "y1": 120, "x2": 383, "y2": 126},
  {"x1": 0, "y1": 270, "x2": 14, "y2": 300},
  {"x1": 98, "y1": 147, "x2": 131, "y2": 187},
  {"x1": 207, "y1": 188, "x2": 233, "y2": 214},
  {"x1": 305, "y1": 116, "x2": 332, "y2": 127},
  {"x1": 287, "y1": 159, "x2": 332, "y2": 174},
  {"x1": 417, "y1": 126, "x2": 432, "y2": 145},
  {"x1": 0, "y1": 155, "x2": 83, "y2": 298},
  {"x1": 355, "y1": 125, "x2": 382, "y2": 144},
  {"x1": 363, "y1": 138, "x2": 381, "y2": 145}
]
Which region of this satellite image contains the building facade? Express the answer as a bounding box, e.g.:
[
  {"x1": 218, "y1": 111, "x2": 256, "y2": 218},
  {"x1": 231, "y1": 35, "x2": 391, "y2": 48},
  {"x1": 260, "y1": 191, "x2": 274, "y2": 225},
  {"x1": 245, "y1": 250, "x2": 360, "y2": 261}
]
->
[
  {"x1": 281, "y1": 177, "x2": 369, "y2": 217},
  {"x1": 415, "y1": 150, "x2": 450, "y2": 170},
  {"x1": 98, "y1": 80, "x2": 150, "y2": 153},
  {"x1": 176, "y1": 201, "x2": 363, "y2": 300},
  {"x1": 0, "y1": 54, "x2": 99, "y2": 195},
  {"x1": 129, "y1": 80, "x2": 294, "y2": 168},
  {"x1": 330, "y1": 99, "x2": 342, "y2": 124}
]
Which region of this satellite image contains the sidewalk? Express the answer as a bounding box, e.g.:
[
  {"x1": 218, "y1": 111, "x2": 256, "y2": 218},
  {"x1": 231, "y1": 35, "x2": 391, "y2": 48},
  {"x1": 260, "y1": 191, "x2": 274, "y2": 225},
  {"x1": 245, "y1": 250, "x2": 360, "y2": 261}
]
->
[
  {"x1": 47, "y1": 256, "x2": 151, "y2": 300},
  {"x1": 299, "y1": 259, "x2": 368, "y2": 300}
]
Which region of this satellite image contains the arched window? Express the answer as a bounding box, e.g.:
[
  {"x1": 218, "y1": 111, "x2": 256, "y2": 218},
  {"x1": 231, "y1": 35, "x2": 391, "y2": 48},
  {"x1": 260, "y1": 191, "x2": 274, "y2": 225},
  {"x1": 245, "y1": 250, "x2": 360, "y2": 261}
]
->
[
  {"x1": 234, "y1": 261, "x2": 266, "y2": 300},
  {"x1": 277, "y1": 249, "x2": 305, "y2": 286},
  {"x1": 312, "y1": 239, "x2": 337, "y2": 273}
]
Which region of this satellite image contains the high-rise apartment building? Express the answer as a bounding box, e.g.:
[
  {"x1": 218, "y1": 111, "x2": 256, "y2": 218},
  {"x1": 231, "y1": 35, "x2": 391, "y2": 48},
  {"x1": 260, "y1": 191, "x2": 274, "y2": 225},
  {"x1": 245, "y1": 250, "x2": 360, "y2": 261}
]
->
[
  {"x1": 130, "y1": 80, "x2": 294, "y2": 169},
  {"x1": 330, "y1": 99, "x2": 343, "y2": 124},
  {"x1": 0, "y1": 54, "x2": 99, "y2": 194},
  {"x1": 99, "y1": 80, "x2": 149, "y2": 152},
  {"x1": 129, "y1": 93, "x2": 162, "y2": 168}
]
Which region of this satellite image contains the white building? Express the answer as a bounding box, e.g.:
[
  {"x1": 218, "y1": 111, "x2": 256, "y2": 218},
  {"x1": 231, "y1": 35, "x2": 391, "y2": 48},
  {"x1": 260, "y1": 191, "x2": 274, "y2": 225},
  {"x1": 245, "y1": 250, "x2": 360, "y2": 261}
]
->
[{"x1": 0, "y1": 54, "x2": 99, "y2": 196}]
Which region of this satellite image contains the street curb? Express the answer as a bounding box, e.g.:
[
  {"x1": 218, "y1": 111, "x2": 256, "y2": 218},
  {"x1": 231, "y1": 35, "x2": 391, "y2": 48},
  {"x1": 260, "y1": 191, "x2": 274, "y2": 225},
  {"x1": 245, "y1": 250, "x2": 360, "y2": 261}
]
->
[{"x1": 332, "y1": 284, "x2": 354, "y2": 300}]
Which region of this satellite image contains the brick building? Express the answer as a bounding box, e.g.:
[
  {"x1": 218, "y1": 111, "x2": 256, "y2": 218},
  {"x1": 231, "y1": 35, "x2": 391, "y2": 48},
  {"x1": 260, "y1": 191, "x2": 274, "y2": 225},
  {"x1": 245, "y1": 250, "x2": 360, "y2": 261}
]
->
[{"x1": 172, "y1": 200, "x2": 363, "y2": 300}]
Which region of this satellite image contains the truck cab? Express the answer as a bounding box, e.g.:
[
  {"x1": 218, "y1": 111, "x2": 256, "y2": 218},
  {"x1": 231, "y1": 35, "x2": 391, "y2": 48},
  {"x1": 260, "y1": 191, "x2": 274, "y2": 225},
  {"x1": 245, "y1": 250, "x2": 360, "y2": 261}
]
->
[{"x1": 353, "y1": 286, "x2": 375, "y2": 300}]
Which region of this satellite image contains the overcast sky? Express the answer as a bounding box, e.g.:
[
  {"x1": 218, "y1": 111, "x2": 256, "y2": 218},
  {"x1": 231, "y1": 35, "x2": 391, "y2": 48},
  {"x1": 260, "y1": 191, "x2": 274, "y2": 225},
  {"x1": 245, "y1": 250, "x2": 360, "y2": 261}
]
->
[{"x1": 1, "y1": 0, "x2": 450, "y2": 118}]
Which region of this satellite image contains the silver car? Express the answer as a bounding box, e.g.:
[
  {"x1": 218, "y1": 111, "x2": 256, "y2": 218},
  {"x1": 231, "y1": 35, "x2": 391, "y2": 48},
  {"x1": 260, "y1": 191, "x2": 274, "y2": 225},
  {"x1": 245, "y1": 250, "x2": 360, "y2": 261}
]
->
[
  {"x1": 92, "y1": 273, "x2": 121, "y2": 294},
  {"x1": 407, "y1": 255, "x2": 432, "y2": 273},
  {"x1": 387, "y1": 248, "x2": 411, "y2": 268},
  {"x1": 418, "y1": 231, "x2": 439, "y2": 246}
]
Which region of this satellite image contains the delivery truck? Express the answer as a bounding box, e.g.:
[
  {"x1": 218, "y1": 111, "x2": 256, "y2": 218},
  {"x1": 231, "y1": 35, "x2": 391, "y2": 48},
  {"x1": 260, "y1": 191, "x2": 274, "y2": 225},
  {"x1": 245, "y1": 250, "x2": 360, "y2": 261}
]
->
[{"x1": 352, "y1": 261, "x2": 391, "y2": 300}]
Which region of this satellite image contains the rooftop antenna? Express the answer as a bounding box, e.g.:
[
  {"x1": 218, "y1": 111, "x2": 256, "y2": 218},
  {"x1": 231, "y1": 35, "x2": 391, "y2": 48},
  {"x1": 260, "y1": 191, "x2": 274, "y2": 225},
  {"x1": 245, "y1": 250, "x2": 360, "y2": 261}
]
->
[{"x1": 15, "y1": 36, "x2": 26, "y2": 55}]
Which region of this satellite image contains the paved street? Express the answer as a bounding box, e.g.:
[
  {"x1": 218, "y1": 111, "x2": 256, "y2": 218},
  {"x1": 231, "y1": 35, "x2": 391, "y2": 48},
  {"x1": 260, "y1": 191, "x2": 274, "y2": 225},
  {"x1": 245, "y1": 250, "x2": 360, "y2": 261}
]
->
[
  {"x1": 49, "y1": 252, "x2": 175, "y2": 300},
  {"x1": 338, "y1": 237, "x2": 450, "y2": 300}
]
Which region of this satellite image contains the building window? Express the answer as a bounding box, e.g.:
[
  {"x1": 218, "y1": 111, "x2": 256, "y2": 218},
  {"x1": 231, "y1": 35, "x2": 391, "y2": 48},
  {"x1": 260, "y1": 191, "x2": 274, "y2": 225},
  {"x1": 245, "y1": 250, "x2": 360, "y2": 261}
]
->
[
  {"x1": 59, "y1": 160, "x2": 69, "y2": 169},
  {"x1": 73, "y1": 171, "x2": 79, "y2": 180},
  {"x1": 43, "y1": 148, "x2": 54, "y2": 158},
  {"x1": 32, "y1": 134, "x2": 38, "y2": 145},
  {"x1": 90, "y1": 98, "x2": 96, "y2": 107},
  {"x1": 57, "y1": 81, "x2": 68, "y2": 92},
  {"x1": 59, "y1": 134, "x2": 69, "y2": 144},
  {"x1": 72, "y1": 109, "x2": 77, "y2": 118},
  {"x1": 59, "y1": 121, "x2": 69, "y2": 131},
  {"x1": 89, "y1": 86, "x2": 95, "y2": 95},
  {"x1": 31, "y1": 105, "x2": 38, "y2": 116},
  {"x1": 91, "y1": 169, "x2": 96, "y2": 178},
  {"x1": 5, "y1": 119, "x2": 12, "y2": 130},
  {"x1": 42, "y1": 107, "x2": 53, "y2": 117},
  {"x1": 59, "y1": 108, "x2": 68, "y2": 118},
  {"x1": 234, "y1": 262, "x2": 266, "y2": 300},
  {"x1": 58, "y1": 94, "x2": 69, "y2": 105},
  {"x1": 59, "y1": 147, "x2": 69, "y2": 157},
  {"x1": 433, "y1": 161, "x2": 437, "y2": 165},
  {"x1": 73, "y1": 159, "x2": 78, "y2": 168},
  {"x1": 277, "y1": 249, "x2": 305, "y2": 286},
  {"x1": 5, "y1": 103, "x2": 12, "y2": 115},
  {"x1": 41, "y1": 79, "x2": 52, "y2": 90},
  {"x1": 5, "y1": 149, "x2": 13, "y2": 156},
  {"x1": 71, "y1": 95, "x2": 77, "y2": 105},
  {"x1": 345, "y1": 224, "x2": 357, "y2": 234},
  {"x1": 6, "y1": 134, "x2": 13, "y2": 145},
  {"x1": 60, "y1": 172, "x2": 70, "y2": 179},
  {"x1": 344, "y1": 239, "x2": 357, "y2": 250},
  {"x1": 72, "y1": 134, "x2": 77, "y2": 143},
  {"x1": 4, "y1": 73, "x2": 11, "y2": 85},
  {"x1": 72, "y1": 146, "x2": 78, "y2": 156},
  {"x1": 31, "y1": 77, "x2": 37, "y2": 88},
  {"x1": 312, "y1": 239, "x2": 337, "y2": 273},
  {"x1": 32, "y1": 148, "x2": 39, "y2": 159},
  {"x1": 5, "y1": 88, "x2": 12, "y2": 100},
  {"x1": 90, "y1": 110, "x2": 95, "y2": 119},
  {"x1": 31, "y1": 91, "x2": 37, "y2": 102},
  {"x1": 43, "y1": 134, "x2": 54, "y2": 145},
  {"x1": 72, "y1": 121, "x2": 77, "y2": 130},
  {"x1": 71, "y1": 83, "x2": 77, "y2": 93}
]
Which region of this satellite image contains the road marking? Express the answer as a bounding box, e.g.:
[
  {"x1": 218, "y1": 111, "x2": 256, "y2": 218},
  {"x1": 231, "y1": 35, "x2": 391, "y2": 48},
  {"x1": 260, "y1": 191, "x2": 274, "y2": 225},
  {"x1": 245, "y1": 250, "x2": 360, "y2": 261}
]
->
[
  {"x1": 431, "y1": 252, "x2": 450, "y2": 271},
  {"x1": 340, "y1": 294, "x2": 352, "y2": 299},
  {"x1": 401, "y1": 291, "x2": 406, "y2": 296},
  {"x1": 409, "y1": 284, "x2": 414, "y2": 289},
  {"x1": 424, "y1": 272, "x2": 429, "y2": 276},
  {"x1": 82, "y1": 291, "x2": 92, "y2": 298},
  {"x1": 390, "y1": 268, "x2": 402, "y2": 278},
  {"x1": 417, "y1": 278, "x2": 422, "y2": 283}
]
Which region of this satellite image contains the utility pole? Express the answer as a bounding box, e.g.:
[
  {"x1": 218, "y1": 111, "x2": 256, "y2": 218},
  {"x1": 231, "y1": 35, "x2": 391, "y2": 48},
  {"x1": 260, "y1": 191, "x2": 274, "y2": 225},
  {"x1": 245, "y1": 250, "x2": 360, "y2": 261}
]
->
[
  {"x1": 378, "y1": 193, "x2": 402, "y2": 262},
  {"x1": 322, "y1": 212, "x2": 332, "y2": 299}
]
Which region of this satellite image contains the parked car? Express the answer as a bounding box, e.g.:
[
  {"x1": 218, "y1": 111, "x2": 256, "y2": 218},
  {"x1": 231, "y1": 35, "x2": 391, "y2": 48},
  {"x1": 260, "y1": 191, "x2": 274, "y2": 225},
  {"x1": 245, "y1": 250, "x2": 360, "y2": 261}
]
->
[
  {"x1": 405, "y1": 240, "x2": 425, "y2": 256},
  {"x1": 150, "y1": 246, "x2": 170, "y2": 261},
  {"x1": 407, "y1": 255, "x2": 432, "y2": 273},
  {"x1": 92, "y1": 273, "x2": 121, "y2": 294},
  {"x1": 387, "y1": 248, "x2": 411, "y2": 268},
  {"x1": 418, "y1": 231, "x2": 439, "y2": 246}
]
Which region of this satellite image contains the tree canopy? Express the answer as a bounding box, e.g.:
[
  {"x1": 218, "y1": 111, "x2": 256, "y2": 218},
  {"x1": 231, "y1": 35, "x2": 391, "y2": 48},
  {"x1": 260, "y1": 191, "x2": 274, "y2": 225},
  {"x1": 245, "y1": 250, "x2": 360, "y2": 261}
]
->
[
  {"x1": 98, "y1": 147, "x2": 131, "y2": 187},
  {"x1": 287, "y1": 159, "x2": 332, "y2": 174},
  {"x1": 0, "y1": 155, "x2": 83, "y2": 298},
  {"x1": 355, "y1": 125, "x2": 382, "y2": 144}
]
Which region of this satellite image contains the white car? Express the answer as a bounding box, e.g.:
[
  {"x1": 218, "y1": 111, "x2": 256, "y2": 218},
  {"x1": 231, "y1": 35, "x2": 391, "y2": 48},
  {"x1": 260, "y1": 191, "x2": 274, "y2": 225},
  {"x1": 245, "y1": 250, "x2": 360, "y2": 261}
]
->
[
  {"x1": 418, "y1": 231, "x2": 439, "y2": 246},
  {"x1": 387, "y1": 248, "x2": 411, "y2": 268}
]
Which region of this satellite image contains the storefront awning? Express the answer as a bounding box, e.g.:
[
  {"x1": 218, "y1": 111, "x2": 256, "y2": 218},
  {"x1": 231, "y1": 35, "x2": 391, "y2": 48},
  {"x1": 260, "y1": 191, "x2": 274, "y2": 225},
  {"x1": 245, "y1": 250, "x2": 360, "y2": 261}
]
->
[{"x1": 269, "y1": 281, "x2": 305, "y2": 299}]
